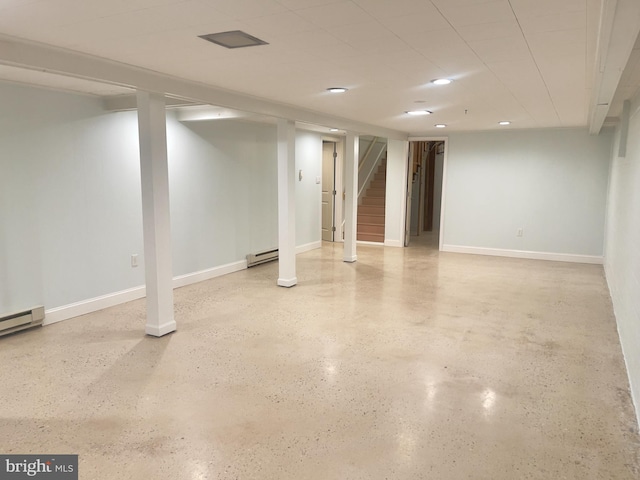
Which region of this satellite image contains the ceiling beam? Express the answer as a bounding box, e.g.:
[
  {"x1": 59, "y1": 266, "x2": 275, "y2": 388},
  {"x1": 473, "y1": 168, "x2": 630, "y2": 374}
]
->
[
  {"x1": 0, "y1": 33, "x2": 407, "y2": 141},
  {"x1": 589, "y1": 0, "x2": 640, "y2": 134},
  {"x1": 103, "y1": 95, "x2": 198, "y2": 111}
]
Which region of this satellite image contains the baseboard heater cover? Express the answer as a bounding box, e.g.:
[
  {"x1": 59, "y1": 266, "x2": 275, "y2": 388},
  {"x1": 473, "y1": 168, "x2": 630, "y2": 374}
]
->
[
  {"x1": 0, "y1": 306, "x2": 45, "y2": 337},
  {"x1": 246, "y1": 248, "x2": 279, "y2": 267}
]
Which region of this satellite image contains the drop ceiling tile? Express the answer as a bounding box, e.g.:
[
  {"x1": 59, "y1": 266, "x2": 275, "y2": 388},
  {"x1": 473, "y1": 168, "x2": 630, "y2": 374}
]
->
[
  {"x1": 535, "y1": 55, "x2": 588, "y2": 125},
  {"x1": 430, "y1": 0, "x2": 503, "y2": 7},
  {"x1": 353, "y1": 0, "x2": 444, "y2": 19},
  {"x1": 431, "y1": 0, "x2": 515, "y2": 27},
  {"x1": 380, "y1": 11, "x2": 451, "y2": 35},
  {"x1": 243, "y1": 11, "x2": 318, "y2": 36},
  {"x1": 509, "y1": 0, "x2": 585, "y2": 19},
  {"x1": 518, "y1": 11, "x2": 586, "y2": 34},
  {"x1": 305, "y1": 41, "x2": 363, "y2": 60},
  {"x1": 327, "y1": 25, "x2": 412, "y2": 54},
  {"x1": 487, "y1": 59, "x2": 560, "y2": 124},
  {"x1": 208, "y1": 0, "x2": 288, "y2": 20},
  {"x1": 276, "y1": 0, "x2": 348, "y2": 10},
  {"x1": 403, "y1": 27, "x2": 470, "y2": 56},
  {"x1": 456, "y1": 20, "x2": 522, "y2": 41},
  {"x1": 327, "y1": 21, "x2": 389, "y2": 44},
  {"x1": 468, "y1": 35, "x2": 531, "y2": 63},
  {"x1": 527, "y1": 29, "x2": 586, "y2": 59},
  {"x1": 271, "y1": 28, "x2": 344, "y2": 49},
  {"x1": 296, "y1": 1, "x2": 375, "y2": 28}
]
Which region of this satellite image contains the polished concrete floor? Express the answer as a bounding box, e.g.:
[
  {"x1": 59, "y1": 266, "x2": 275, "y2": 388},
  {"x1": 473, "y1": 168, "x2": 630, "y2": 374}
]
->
[{"x1": 1, "y1": 237, "x2": 639, "y2": 479}]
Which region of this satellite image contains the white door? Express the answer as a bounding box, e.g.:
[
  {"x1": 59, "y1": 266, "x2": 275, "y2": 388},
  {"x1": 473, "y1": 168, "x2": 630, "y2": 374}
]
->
[{"x1": 322, "y1": 142, "x2": 336, "y2": 241}]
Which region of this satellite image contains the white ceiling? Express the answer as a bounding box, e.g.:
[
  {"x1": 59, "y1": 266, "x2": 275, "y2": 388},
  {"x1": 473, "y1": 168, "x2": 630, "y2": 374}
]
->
[{"x1": 0, "y1": 0, "x2": 638, "y2": 135}]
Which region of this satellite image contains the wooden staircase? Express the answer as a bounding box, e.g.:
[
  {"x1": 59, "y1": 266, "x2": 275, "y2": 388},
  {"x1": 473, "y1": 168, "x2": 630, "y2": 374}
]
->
[{"x1": 357, "y1": 160, "x2": 386, "y2": 242}]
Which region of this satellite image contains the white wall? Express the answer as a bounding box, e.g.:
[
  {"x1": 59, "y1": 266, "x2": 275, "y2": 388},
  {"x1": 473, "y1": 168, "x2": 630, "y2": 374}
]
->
[
  {"x1": 384, "y1": 139, "x2": 409, "y2": 247},
  {"x1": 168, "y1": 117, "x2": 279, "y2": 275},
  {"x1": 295, "y1": 131, "x2": 322, "y2": 248},
  {"x1": 0, "y1": 82, "x2": 322, "y2": 318},
  {"x1": 605, "y1": 99, "x2": 640, "y2": 419},
  {"x1": 442, "y1": 128, "x2": 612, "y2": 260},
  {"x1": 0, "y1": 83, "x2": 144, "y2": 314}
]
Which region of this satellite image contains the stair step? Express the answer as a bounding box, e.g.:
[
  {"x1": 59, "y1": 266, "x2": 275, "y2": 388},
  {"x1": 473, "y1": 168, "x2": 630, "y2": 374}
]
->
[
  {"x1": 362, "y1": 196, "x2": 385, "y2": 206},
  {"x1": 367, "y1": 188, "x2": 385, "y2": 197},
  {"x1": 369, "y1": 180, "x2": 386, "y2": 189},
  {"x1": 357, "y1": 223, "x2": 385, "y2": 235},
  {"x1": 357, "y1": 232, "x2": 384, "y2": 242},
  {"x1": 359, "y1": 205, "x2": 385, "y2": 215},
  {"x1": 358, "y1": 213, "x2": 385, "y2": 225}
]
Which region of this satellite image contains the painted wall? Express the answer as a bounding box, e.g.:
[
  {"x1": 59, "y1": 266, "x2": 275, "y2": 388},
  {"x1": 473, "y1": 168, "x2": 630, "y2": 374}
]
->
[
  {"x1": 168, "y1": 117, "x2": 279, "y2": 275},
  {"x1": 442, "y1": 128, "x2": 612, "y2": 259},
  {"x1": 384, "y1": 139, "x2": 409, "y2": 247},
  {"x1": 0, "y1": 84, "x2": 144, "y2": 314},
  {"x1": 605, "y1": 99, "x2": 640, "y2": 419},
  {"x1": 295, "y1": 131, "x2": 322, "y2": 248},
  {"x1": 0, "y1": 82, "x2": 321, "y2": 317}
]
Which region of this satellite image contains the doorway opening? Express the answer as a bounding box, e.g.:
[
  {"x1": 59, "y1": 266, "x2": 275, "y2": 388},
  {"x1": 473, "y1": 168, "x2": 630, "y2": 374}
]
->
[{"x1": 405, "y1": 140, "x2": 445, "y2": 248}]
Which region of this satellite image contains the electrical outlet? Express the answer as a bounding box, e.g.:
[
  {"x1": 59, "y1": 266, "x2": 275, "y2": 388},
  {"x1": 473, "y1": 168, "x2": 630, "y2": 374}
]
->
[
  {"x1": 516, "y1": 228, "x2": 524, "y2": 237},
  {"x1": 131, "y1": 254, "x2": 139, "y2": 267}
]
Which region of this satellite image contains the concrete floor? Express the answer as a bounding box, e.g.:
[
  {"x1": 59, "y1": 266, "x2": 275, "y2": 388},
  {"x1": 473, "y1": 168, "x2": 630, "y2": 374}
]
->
[{"x1": 1, "y1": 238, "x2": 639, "y2": 479}]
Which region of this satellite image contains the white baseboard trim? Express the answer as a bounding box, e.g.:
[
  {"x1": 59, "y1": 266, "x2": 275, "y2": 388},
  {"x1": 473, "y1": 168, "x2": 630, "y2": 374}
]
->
[
  {"x1": 44, "y1": 259, "x2": 248, "y2": 326},
  {"x1": 356, "y1": 240, "x2": 384, "y2": 246},
  {"x1": 172, "y1": 260, "x2": 247, "y2": 289},
  {"x1": 296, "y1": 241, "x2": 322, "y2": 254},
  {"x1": 441, "y1": 245, "x2": 604, "y2": 264},
  {"x1": 145, "y1": 320, "x2": 177, "y2": 337},
  {"x1": 44, "y1": 285, "x2": 146, "y2": 326},
  {"x1": 277, "y1": 277, "x2": 298, "y2": 287},
  {"x1": 384, "y1": 239, "x2": 403, "y2": 248}
]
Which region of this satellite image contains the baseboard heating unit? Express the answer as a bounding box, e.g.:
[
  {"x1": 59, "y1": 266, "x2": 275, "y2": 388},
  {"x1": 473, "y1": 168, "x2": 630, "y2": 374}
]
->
[
  {"x1": 246, "y1": 248, "x2": 278, "y2": 267},
  {"x1": 0, "y1": 306, "x2": 45, "y2": 337}
]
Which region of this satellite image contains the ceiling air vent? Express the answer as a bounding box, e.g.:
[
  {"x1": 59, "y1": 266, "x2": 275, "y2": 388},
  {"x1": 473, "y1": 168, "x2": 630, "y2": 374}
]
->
[{"x1": 199, "y1": 30, "x2": 268, "y2": 49}]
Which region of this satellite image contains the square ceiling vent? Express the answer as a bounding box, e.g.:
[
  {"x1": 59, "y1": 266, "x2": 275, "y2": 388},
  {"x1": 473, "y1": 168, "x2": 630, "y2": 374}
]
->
[{"x1": 199, "y1": 30, "x2": 269, "y2": 49}]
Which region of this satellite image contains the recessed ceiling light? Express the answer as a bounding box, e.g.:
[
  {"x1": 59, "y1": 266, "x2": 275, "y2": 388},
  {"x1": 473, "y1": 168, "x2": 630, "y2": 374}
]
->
[
  {"x1": 435, "y1": 124, "x2": 447, "y2": 128},
  {"x1": 406, "y1": 110, "x2": 432, "y2": 116},
  {"x1": 431, "y1": 78, "x2": 452, "y2": 85},
  {"x1": 499, "y1": 121, "x2": 511, "y2": 125},
  {"x1": 327, "y1": 87, "x2": 348, "y2": 93},
  {"x1": 199, "y1": 30, "x2": 268, "y2": 49},
  {"x1": 330, "y1": 128, "x2": 339, "y2": 132}
]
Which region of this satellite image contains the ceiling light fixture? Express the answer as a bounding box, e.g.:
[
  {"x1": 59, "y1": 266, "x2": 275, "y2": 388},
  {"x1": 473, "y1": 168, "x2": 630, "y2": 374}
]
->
[
  {"x1": 499, "y1": 121, "x2": 511, "y2": 125},
  {"x1": 431, "y1": 78, "x2": 452, "y2": 85},
  {"x1": 330, "y1": 128, "x2": 339, "y2": 132},
  {"x1": 406, "y1": 110, "x2": 432, "y2": 116},
  {"x1": 199, "y1": 30, "x2": 268, "y2": 49},
  {"x1": 327, "y1": 87, "x2": 348, "y2": 93},
  {"x1": 435, "y1": 124, "x2": 447, "y2": 128}
]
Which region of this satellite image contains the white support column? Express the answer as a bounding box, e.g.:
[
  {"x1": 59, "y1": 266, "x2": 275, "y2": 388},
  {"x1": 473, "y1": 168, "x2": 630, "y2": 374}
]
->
[
  {"x1": 137, "y1": 90, "x2": 176, "y2": 337},
  {"x1": 343, "y1": 132, "x2": 359, "y2": 262},
  {"x1": 277, "y1": 118, "x2": 297, "y2": 287}
]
